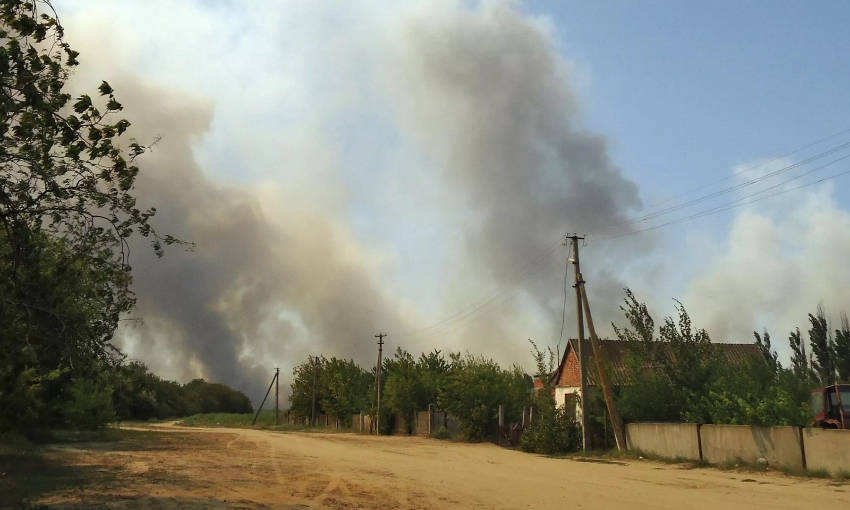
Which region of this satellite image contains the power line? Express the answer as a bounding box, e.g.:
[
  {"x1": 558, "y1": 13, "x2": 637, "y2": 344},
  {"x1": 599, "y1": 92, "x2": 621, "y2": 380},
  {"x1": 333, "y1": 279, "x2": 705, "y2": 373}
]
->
[
  {"x1": 393, "y1": 236, "x2": 564, "y2": 338},
  {"x1": 596, "y1": 140, "x2": 850, "y2": 235},
  {"x1": 639, "y1": 127, "x2": 850, "y2": 212},
  {"x1": 390, "y1": 129, "x2": 850, "y2": 342},
  {"x1": 396, "y1": 247, "x2": 562, "y2": 340},
  {"x1": 396, "y1": 250, "x2": 565, "y2": 342},
  {"x1": 593, "y1": 155, "x2": 850, "y2": 244}
]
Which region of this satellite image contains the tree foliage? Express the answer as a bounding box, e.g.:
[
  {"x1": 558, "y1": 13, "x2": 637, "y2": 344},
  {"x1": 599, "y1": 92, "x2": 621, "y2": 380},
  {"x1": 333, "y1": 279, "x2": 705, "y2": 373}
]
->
[
  {"x1": 288, "y1": 348, "x2": 532, "y2": 441},
  {"x1": 613, "y1": 289, "x2": 814, "y2": 427},
  {"x1": 438, "y1": 352, "x2": 530, "y2": 441},
  {"x1": 0, "y1": 1, "x2": 191, "y2": 432},
  {"x1": 287, "y1": 355, "x2": 372, "y2": 426},
  {"x1": 809, "y1": 304, "x2": 835, "y2": 385},
  {"x1": 835, "y1": 314, "x2": 850, "y2": 382}
]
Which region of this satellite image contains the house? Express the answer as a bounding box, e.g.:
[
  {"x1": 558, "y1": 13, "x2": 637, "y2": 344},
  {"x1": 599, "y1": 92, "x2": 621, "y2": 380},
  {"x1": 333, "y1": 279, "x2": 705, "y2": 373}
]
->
[{"x1": 534, "y1": 338, "x2": 764, "y2": 419}]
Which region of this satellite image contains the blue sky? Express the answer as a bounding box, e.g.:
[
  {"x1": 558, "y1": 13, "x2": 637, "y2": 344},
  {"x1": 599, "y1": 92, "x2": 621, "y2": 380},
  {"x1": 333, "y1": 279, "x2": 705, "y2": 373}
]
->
[
  {"x1": 56, "y1": 0, "x2": 850, "y2": 387},
  {"x1": 528, "y1": 0, "x2": 850, "y2": 207}
]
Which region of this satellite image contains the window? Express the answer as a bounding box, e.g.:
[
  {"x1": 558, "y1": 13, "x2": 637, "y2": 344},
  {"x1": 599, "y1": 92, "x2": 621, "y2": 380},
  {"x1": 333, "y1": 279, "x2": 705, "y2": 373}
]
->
[
  {"x1": 564, "y1": 394, "x2": 577, "y2": 419},
  {"x1": 840, "y1": 389, "x2": 850, "y2": 412},
  {"x1": 811, "y1": 391, "x2": 824, "y2": 415}
]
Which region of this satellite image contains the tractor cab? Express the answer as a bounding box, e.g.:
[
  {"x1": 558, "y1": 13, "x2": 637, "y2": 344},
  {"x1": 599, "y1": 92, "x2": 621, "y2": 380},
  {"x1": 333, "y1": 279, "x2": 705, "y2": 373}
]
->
[{"x1": 810, "y1": 384, "x2": 850, "y2": 429}]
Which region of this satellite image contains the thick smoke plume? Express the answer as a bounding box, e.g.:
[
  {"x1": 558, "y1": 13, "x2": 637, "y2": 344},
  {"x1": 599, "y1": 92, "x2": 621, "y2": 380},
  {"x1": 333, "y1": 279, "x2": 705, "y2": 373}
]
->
[
  {"x1": 386, "y1": 2, "x2": 645, "y2": 356},
  {"x1": 62, "y1": 0, "x2": 654, "y2": 398},
  {"x1": 112, "y1": 81, "x2": 412, "y2": 399}
]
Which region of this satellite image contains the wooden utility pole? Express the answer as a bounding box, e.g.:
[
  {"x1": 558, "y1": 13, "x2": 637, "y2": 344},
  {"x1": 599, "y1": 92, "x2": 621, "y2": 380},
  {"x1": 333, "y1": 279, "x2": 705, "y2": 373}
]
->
[
  {"x1": 375, "y1": 333, "x2": 386, "y2": 434},
  {"x1": 577, "y1": 271, "x2": 626, "y2": 450},
  {"x1": 274, "y1": 367, "x2": 280, "y2": 425},
  {"x1": 567, "y1": 234, "x2": 589, "y2": 451}
]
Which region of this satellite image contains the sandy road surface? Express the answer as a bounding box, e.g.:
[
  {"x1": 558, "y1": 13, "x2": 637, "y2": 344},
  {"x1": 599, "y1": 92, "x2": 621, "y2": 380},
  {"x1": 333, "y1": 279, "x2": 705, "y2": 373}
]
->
[{"x1": 32, "y1": 424, "x2": 849, "y2": 509}]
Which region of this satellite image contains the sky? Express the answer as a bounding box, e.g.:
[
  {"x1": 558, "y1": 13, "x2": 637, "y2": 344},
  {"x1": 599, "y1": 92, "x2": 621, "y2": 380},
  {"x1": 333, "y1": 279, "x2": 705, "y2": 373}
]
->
[{"x1": 55, "y1": 0, "x2": 850, "y2": 401}]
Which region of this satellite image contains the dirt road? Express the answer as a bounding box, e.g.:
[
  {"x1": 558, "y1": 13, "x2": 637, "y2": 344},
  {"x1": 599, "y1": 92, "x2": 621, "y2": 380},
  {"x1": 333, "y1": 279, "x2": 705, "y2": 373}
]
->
[{"x1": 30, "y1": 425, "x2": 849, "y2": 509}]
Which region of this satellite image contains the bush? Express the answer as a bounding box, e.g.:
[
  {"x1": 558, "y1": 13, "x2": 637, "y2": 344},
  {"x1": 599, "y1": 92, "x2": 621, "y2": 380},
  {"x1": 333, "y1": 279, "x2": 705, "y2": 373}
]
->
[
  {"x1": 519, "y1": 405, "x2": 582, "y2": 455},
  {"x1": 61, "y1": 379, "x2": 115, "y2": 430},
  {"x1": 433, "y1": 426, "x2": 449, "y2": 440}
]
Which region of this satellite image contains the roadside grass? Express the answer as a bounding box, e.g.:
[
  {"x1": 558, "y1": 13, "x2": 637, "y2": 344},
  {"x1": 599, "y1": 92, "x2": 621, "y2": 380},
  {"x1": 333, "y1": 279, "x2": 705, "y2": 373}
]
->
[
  {"x1": 177, "y1": 411, "x2": 358, "y2": 435},
  {"x1": 557, "y1": 447, "x2": 848, "y2": 482}
]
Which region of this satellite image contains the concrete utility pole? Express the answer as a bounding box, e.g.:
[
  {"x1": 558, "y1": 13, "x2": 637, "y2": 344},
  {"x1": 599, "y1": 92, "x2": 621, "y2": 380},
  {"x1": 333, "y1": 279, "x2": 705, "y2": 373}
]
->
[
  {"x1": 311, "y1": 356, "x2": 318, "y2": 426},
  {"x1": 274, "y1": 367, "x2": 280, "y2": 425},
  {"x1": 578, "y1": 271, "x2": 626, "y2": 451},
  {"x1": 375, "y1": 333, "x2": 386, "y2": 434},
  {"x1": 567, "y1": 234, "x2": 589, "y2": 451},
  {"x1": 252, "y1": 369, "x2": 279, "y2": 425}
]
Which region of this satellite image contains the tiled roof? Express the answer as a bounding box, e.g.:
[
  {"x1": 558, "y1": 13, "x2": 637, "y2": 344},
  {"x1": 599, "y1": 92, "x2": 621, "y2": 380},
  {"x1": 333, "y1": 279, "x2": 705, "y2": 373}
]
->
[{"x1": 549, "y1": 338, "x2": 764, "y2": 387}]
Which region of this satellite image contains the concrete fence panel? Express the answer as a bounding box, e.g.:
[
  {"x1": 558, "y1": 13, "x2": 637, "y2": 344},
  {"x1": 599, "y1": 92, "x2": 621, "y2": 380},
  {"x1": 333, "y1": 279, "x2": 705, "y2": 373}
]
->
[
  {"x1": 700, "y1": 425, "x2": 803, "y2": 469},
  {"x1": 624, "y1": 423, "x2": 701, "y2": 460},
  {"x1": 802, "y1": 428, "x2": 850, "y2": 474}
]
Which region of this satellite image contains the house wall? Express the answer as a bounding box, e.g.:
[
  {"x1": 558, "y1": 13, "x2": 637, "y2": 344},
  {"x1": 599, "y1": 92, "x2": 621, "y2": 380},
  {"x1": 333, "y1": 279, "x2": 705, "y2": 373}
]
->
[
  {"x1": 554, "y1": 386, "x2": 582, "y2": 421},
  {"x1": 556, "y1": 349, "x2": 581, "y2": 387}
]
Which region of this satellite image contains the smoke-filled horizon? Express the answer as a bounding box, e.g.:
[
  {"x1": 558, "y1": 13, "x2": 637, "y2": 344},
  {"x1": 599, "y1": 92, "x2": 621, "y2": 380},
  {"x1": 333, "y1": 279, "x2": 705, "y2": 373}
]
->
[{"x1": 58, "y1": 0, "x2": 850, "y2": 403}]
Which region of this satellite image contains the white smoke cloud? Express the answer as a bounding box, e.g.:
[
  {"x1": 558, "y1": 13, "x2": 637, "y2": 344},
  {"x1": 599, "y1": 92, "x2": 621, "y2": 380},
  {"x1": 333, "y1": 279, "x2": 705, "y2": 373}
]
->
[{"x1": 683, "y1": 159, "x2": 850, "y2": 361}]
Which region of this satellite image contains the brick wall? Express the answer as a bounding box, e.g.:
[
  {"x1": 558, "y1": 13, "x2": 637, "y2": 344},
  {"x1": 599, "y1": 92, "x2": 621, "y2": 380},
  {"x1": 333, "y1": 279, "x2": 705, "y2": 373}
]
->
[
  {"x1": 556, "y1": 349, "x2": 581, "y2": 387},
  {"x1": 533, "y1": 377, "x2": 545, "y2": 395}
]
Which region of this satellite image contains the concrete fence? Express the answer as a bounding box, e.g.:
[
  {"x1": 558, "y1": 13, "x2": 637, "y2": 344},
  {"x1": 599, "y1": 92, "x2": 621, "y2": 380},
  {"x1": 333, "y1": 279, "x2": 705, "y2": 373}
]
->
[
  {"x1": 625, "y1": 422, "x2": 850, "y2": 474},
  {"x1": 699, "y1": 425, "x2": 804, "y2": 469},
  {"x1": 802, "y1": 428, "x2": 850, "y2": 475},
  {"x1": 625, "y1": 423, "x2": 701, "y2": 461}
]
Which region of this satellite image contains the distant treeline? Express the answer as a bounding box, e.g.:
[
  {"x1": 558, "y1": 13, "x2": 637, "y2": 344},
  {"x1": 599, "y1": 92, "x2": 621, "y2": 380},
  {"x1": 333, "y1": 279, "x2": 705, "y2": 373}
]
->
[
  {"x1": 112, "y1": 362, "x2": 253, "y2": 422},
  {"x1": 0, "y1": 356, "x2": 253, "y2": 433}
]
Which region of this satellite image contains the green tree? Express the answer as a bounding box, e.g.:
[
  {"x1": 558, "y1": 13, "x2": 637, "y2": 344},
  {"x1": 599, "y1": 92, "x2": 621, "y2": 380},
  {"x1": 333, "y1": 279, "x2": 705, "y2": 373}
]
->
[
  {"x1": 788, "y1": 328, "x2": 811, "y2": 379},
  {"x1": 288, "y1": 356, "x2": 325, "y2": 421},
  {"x1": 320, "y1": 357, "x2": 371, "y2": 426},
  {"x1": 417, "y1": 349, "x2": 448, "y2": 411},
  {"x1": 383, "y1": 348, "x2": 421, "y2": 434},
  {"x1": 0, "y1": 1, "x2": 184, "y2": 432},
  {"x1": 809, "y1": 304, "x2": 835, "y2": 385},
  {"x1": 834, "y1": 314, "x2": 850, "y2": 382},
  {"x1": 438, "y1": 352, "x2": 530, "y2": 441},
  {"x1": 611, "y1": 289, "x2": 810, "y2": 426},
  {"x1": 613, "y1": 290, "x2": 721, "y2": 424}
]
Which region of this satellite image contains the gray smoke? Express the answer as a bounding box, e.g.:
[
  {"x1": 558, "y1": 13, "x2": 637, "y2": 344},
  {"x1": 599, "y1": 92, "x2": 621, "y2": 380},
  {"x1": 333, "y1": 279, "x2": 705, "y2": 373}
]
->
[
  {"x1": 59, "y1": 0, "x2": 658, "y2": 398},
  {"x1": 111, "y1": 80, "x2": 411, "y2": 400},
  {"x1": 385, "y1": 2, "x2": 647, "y2": 357}
]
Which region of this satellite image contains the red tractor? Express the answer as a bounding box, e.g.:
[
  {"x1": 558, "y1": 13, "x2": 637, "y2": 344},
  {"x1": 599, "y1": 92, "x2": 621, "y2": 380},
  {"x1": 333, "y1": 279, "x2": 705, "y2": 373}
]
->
[{"x1": 810, "y1": 384, "x2": 850, "y2": 429}]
